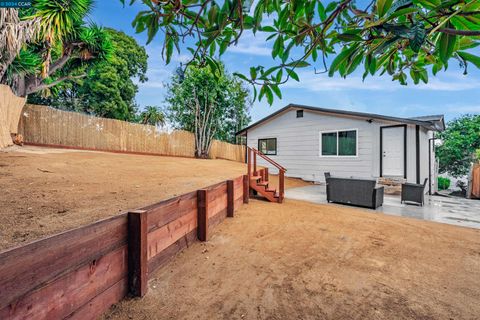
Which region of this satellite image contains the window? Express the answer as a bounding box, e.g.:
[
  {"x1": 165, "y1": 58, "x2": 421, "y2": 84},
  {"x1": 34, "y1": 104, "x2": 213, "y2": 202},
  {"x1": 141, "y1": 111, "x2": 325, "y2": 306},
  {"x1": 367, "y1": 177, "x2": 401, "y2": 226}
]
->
[
  {"x1": 320, "y1": 130, "x2": 357, "y2": 156},
  {"x1": 258, "y1": 138, "x2": 277, "y2": 155},
  {"x1": 296, "y1": 110, "x2": 304, "y2": 118}
]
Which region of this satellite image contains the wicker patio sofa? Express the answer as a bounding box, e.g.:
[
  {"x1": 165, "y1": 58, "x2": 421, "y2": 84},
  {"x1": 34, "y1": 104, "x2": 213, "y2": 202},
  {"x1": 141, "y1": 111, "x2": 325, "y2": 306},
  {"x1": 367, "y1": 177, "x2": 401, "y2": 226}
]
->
[
  {"x1": 401, "y1": 178, "x2": 428, "y2": 206},
  {"x1": 324, "y1": 172, "x2": 384, "y2": 209}
]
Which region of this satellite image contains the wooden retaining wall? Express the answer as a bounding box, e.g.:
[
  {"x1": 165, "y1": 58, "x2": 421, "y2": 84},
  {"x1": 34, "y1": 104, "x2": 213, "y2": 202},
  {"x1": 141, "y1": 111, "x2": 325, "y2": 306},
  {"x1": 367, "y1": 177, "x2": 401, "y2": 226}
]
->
[
  {"x1": 18, "y1": 104, "x2": 246, "y2": 162},
  {"x1": 0, "y1": 175, "x2": 248, "y2": 320}
]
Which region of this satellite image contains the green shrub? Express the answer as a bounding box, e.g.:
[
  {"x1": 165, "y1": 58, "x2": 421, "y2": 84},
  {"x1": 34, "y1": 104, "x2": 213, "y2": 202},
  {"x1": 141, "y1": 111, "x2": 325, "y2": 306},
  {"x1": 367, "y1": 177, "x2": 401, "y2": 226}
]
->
[{"x1": 438, "y1": 177, "x2": 451, "y2": 190}]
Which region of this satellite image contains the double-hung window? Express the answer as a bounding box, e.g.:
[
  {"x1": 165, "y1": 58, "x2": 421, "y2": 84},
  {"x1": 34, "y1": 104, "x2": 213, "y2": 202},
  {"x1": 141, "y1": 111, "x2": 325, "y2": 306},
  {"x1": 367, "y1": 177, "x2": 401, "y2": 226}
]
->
[
  {"x1": 320, "y1": 130, "x2": 357, "y2": 157},
  {"x1": 258, "y1": 138, "x2": 277, "y2": 155}
]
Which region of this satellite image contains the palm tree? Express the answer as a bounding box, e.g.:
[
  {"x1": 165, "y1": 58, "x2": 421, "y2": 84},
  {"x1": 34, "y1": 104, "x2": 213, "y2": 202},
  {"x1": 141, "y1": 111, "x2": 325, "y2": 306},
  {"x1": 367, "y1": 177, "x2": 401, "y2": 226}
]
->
[
  {"x1": 2, "y1": 0, "x2": 112, "y2": 97},
  {"x1": 0, "y1": 9, "x2": 39, "y2": 82},
  {"x1": 140, "y1": 106, "x2": 166, "y2": 126}
]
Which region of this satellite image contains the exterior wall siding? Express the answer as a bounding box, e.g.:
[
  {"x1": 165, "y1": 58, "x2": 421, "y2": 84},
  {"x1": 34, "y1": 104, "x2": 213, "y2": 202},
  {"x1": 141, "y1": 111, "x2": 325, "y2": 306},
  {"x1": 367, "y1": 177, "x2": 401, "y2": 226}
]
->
[{"x1": 246, "y1": 109, "x2": 433, "y2": 184}]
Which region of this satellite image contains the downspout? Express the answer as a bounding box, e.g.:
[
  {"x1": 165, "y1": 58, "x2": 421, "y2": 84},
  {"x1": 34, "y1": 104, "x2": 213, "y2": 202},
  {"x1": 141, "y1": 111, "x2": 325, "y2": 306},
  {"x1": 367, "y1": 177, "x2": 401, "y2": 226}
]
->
[
  {"x1": 428, "y1": 132, "x2": 436, "y2": 195},
  {"x1": 244, "y1": 130, "x2": 248, "y2": 164},
  {"x1": 416, "y1": 125, "x2": 420, "y2": 184}
]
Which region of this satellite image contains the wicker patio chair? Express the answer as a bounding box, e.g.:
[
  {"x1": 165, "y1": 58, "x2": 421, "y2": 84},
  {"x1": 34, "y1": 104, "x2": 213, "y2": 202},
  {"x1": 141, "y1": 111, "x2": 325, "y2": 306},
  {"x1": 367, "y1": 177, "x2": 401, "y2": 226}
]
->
[{"x1": 401, "y1": 178, "x2": 428, "y2": 206}]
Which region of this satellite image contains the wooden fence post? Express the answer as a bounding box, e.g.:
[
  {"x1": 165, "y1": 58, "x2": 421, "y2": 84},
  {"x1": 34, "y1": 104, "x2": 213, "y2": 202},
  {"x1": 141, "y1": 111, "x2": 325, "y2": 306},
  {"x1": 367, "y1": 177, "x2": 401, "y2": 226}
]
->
[
  {"x1": 227, "y1": 180, "x2": 234, "y2": 217},
  {"x1": 197, "y1": 189, "x2": 209, "y2": 241},
  {"x1": 243, "y1": 174, "x2": 249, "y2": 204},
  {"x1": 128, "y1": 210, "x2": 148, "y2": 297}
]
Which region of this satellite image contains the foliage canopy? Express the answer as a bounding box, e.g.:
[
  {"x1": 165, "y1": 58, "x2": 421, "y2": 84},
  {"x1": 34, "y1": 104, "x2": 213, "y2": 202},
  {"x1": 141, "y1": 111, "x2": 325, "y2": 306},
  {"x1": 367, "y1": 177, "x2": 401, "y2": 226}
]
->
[
  {"x1": 122, "y1": 0, "x2": 480, "y2": 105},
  {"x1": 165, "y1": 63, "x2": 251, "y2": 144},
  {"x1": 28, "y1": 29, "x2": 149, "y2": 121},
  {"x1": 1, "y1": 0, "x2": 112, "y2": 97},
  {"x1": 436, "y1": 114, "x2": 480, "y2": 178}
]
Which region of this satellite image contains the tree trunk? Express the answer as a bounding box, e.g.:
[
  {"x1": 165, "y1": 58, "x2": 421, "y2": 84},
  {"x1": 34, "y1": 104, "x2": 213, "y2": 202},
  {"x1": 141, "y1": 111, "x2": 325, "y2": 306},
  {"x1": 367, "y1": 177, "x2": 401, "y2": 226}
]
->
[{"x1": 0, "y1": 84, "x2": 26, "y2": 149}]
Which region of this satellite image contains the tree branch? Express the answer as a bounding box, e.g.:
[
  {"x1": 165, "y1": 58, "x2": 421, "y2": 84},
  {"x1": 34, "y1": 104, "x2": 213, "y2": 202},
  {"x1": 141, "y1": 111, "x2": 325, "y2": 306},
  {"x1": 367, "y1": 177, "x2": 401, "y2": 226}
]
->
[
  {"x1": 438, "y1": 28, "x2": 480, "y2": 36},
  {"x1": 48, "y1": 53, "x2": 72, "y2": 76},
  {"x1": 26, "y1": 74, "x2": 86, "y2": 95}
]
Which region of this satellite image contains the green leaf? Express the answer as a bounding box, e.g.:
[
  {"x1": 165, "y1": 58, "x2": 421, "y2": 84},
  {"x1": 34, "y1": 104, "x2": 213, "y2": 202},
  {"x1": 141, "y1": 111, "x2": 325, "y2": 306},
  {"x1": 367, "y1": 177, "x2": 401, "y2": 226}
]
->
[
  {"x1": 317, "y1": 2, "x2": 327, "y2": 21},
  {"x1": 370, "y1": 56, "x2": 377, "y2": 75},
  {"x1": 250, "y1": 67, "x2": 257, "y2": 80},
  {"x1": 325, "y1": 2, "x2": 338, "y2": 13},
  {"x1": 337, "y1": 32, "x2": 363, "y2": 42},
  {"x1": 457, "y1": 51, "x2": 480, "y2": 69},
  {"x1": 219, "y1": 40, "x2": 228, "y2": 56},
  {"x1": 377, "y1": 0, "x2": 394, "y2": 17},
  {"x1": 287, "y1": 60, "x2": 310, "y2": 68},
  {"x1": 345, "y1": 53, "x2": 364, "y2": 76},
  {"x1": 410, "y1": 68, "x2": 420, "y2": 84},
  {"x1": 261, "y1": 66, "x2": 280, "y2": 78},
  {"x1": 329, "y1": 45, "x2": 357, "y2": 77},
  {"x1": 275, "y1": 69, "x2": 283, "y2": 82},
  {"x1": 271, "y1": 84, "x2": 282, "y2": 99},
  {"x1": 386, "y1": 0, "x2": 413, "y2": 16},
  {"x1": 387, "y1": 7, "x2": 418, "y2": 20},
  {"x1": 418, "y1": 68, "x2": 428, "y2": 83},
  {"x1": 286, "y1": 68, "x2": 299, "y2": 81},
  {"x1": 165, "y1": 37, "x2": 174, "y2": 64},
  {"x1": 233, "y1": 72, "x2": 250, "y2": 82},
  {"x1": 409, "y1": 23, "x2": 426, "y2": 52},
  {"x1": 265, "y1": 86, "x2": 274, "y2": 105},
  {"x1": 261, "y1": 26, "x2": 277, "y2": 32},
  {"x1": 437, "y1": 25, "x2": 457, "y2": 65}
]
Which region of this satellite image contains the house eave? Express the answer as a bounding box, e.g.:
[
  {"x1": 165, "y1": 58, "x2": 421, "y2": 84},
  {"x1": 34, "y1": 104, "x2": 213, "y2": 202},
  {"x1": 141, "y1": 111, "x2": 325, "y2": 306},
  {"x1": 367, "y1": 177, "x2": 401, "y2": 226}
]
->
[{"x1": 235, "y1": 104, "x2": 445, "y2": 136}]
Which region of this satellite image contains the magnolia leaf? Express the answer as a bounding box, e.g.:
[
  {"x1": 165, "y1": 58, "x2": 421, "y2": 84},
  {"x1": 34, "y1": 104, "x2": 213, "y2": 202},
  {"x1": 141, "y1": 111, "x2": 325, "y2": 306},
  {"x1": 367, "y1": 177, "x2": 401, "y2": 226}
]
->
[
  {"x1": 386, "y1": 0, "x2": 413, "y2": 16},
  {"x1": 317, "y1": 2, "x2": 327, "y2": 21},
  {"x1": 337, "y1": 32, "x2": 363, "y2": 42},
  {"x1": 437, "y1": 25, "x2": 457, "y2": 65},
  {"x1": 271, "y1": 84, "x2": 282, "y2": 99},
  {"x1": 458, "y1": 51, "x2": 480, "y2": 69},
  {"x1": 409, "y1": 23, "x2": 426, "y2": 52},
  {"x1": 377, "y1": 0, "x2": 394, "y2": 17},
  {"x1": 286, "y1": 68, "x2": 300, "y2": 81},
  {"x1": 329, "y1": 45, "x2": 357, "y2": 77}
]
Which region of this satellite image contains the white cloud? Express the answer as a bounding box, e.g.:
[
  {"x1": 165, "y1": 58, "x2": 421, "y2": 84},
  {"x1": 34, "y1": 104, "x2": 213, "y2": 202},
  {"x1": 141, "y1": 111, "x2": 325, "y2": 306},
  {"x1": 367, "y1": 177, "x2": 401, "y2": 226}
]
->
[
  {"x1": 282, "y1": 70, "x2": 480, "y2": 92},
  {"x1": 446, "y1": 104, "x2": 480, "y2": 113},
  {"x1": 228, "y1": 31, "x2": 271, "y2": 56}
]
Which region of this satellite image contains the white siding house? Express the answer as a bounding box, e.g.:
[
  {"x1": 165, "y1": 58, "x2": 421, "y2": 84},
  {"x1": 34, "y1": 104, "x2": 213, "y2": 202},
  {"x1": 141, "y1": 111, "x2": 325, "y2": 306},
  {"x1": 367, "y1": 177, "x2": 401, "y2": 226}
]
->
[{"x1": 237, "y1": 104, "x2": 444, "y2": 194}]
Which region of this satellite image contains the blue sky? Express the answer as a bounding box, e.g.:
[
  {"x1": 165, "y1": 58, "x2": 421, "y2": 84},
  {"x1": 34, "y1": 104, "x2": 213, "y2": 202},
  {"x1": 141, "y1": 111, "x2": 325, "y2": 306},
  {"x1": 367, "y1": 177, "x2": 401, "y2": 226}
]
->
[{"x1": 91, "y1": 1, "x2": 480, "y2": 123}]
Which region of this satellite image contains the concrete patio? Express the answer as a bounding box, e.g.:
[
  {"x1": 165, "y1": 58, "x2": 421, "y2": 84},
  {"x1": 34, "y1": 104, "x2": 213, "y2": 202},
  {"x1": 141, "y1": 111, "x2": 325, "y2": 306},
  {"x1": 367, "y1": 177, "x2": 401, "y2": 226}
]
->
[{"x1": 286, "y1": 184, "x2": 480, "y2": 229}]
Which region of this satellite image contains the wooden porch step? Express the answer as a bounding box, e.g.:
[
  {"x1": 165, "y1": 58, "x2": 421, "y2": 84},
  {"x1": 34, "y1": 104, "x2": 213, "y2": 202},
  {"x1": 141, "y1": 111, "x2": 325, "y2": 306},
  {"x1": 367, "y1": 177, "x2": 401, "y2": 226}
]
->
[{"x1": 250, "y1": 175, "x2": 262, "y2": 181}]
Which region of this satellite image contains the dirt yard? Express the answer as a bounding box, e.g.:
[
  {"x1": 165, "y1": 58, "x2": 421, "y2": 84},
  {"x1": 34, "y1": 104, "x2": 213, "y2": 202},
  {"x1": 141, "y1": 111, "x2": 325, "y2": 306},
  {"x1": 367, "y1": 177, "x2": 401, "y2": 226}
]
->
[
  {"x1": 0, "y1": 146, "x2": 309, "y2": 250},
  {"x1": 104, "y1": 199, "x2": 480, "y2": 320}
]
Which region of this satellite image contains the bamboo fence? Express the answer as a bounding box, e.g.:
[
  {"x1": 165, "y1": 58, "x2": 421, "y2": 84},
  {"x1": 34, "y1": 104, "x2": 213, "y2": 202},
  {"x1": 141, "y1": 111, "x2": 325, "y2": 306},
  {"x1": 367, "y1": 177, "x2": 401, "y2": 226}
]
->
[
  {"x1": 0, "y1": 85, "x2": 25, "y2": 148},
  {"x1": 18, "y1": 104, "x2": 245, "y2": 162},
  {"x1": 471, "y1": 164, "x2": 480, "y2": 199}
]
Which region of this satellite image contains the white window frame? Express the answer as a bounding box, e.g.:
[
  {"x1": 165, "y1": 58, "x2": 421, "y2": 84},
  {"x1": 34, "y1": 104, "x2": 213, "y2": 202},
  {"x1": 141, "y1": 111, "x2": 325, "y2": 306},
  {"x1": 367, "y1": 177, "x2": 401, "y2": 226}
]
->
[{"x1": 319, "y1": 129, "x2": 358, "y2": 158}]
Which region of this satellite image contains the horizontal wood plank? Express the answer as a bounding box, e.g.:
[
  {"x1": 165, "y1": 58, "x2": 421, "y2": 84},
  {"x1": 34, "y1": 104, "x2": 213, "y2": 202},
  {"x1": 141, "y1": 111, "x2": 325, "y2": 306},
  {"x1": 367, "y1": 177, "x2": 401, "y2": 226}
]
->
[
  {"x1": 0, "y1": 214, "x2": 128, "y2": 309},
  {"x1": 147, "y1": 210, "x2": 197, "y2": 260},
  {"x1": 144, "y1": 191, "x2": 197, "y2": 232},
  {"x1": 148, "y1": 229, "x2": 197, "y2": 275},
  {"x1": 207, "y1": 182, "x2": 228, "y2": 201},
  {"x1": 208, "y1": 208, "x2": 228, "y2": 229},
  {"x1": 66, "y1": 277, "x2": 128, "y2": 320},
  {"x1": 0, "y1": 246, "x2": 127, "y2": 320},
  {"x1": 208, "y1": 194, "x2": 228, "y2": 219}
]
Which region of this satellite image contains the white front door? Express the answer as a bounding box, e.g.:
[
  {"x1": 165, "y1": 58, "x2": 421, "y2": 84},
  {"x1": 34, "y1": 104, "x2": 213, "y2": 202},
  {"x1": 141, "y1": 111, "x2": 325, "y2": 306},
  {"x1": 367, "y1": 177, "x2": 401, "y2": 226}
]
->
[{"x1": 382, "y1": 126, "x2": 405, "y2": 177}]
